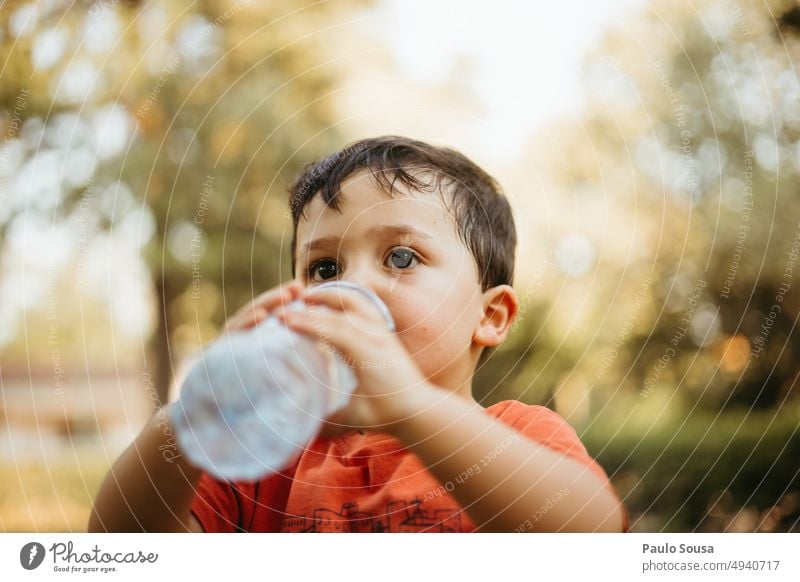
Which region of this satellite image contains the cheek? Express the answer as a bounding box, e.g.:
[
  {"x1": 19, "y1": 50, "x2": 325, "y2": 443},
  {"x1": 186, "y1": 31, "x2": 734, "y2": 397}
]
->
[
  {"x1": 391, "y1": 296, "x2": 474, "y2": 359},
  {"x1": 384, "y1": 283, "x2": 433, "y2": 322},
  {"x1": 382, "y1": 274, "x2": 483, "y2": 375}
]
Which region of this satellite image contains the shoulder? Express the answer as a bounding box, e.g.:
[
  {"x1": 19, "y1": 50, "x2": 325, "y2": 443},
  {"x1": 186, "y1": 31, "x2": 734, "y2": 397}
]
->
[
  {"x1": 485, "y1": 399, "x2": 572, "y2": 432},
  {"x1": 485, "y1": 400, "x2": 589, "y2": 456},
  {"x1": 487, "y1": 400, "x2": 629, "y2": 532}
]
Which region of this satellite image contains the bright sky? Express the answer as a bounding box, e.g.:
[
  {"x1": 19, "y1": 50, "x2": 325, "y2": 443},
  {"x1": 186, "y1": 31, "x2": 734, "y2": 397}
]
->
[
  {"x1": 335, "y1": 0, "x2": 647, "y2": 284},
  {"x1": 372, "y1": 0, "x2": 646, "y2": 161}
]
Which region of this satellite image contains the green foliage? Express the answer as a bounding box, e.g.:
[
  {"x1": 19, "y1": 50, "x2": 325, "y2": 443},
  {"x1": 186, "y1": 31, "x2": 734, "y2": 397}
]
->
[
  {"x1": 475, "y1": 0, "x2": 800, "y2": 532},
  {"x1": 584, "y1": 403, "x2": 800, "y2": 532}
]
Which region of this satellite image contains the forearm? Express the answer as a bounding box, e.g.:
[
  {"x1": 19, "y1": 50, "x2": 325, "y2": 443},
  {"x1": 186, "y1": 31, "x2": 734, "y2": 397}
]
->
[
  {"x1": 88, "y1": 405, "x2": 202, "y2": 532},
  {"x1": 390, "y1": 385, "x2": 624, "y2": 532}
]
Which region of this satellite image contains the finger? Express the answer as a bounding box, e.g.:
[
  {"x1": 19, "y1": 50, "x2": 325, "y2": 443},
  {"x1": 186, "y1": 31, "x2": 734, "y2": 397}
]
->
[
  {"x1": 303, "y1": 286, "x2": 386, "y2": 324},
  {"x1": 226, "y1": 280, "x2": 304, "y2": 332},
  {"x1": 224, "y1": 306, "x2": 267, "y2": 333},
  {"x1": 253, "y1": 279, "x2": 304, "y2": 312},
  {"x1": 280, "y1": 307, "x2": 386, "y2": 364}
]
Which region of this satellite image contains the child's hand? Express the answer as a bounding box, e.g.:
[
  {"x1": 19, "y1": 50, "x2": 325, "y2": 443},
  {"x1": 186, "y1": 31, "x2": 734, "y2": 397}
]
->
[
  {"x1": 222, "y1": 279, "x2": 304, "y2": 334},
  {"x1": 277, "y1": 286, "x2": 427, "y2": 437}
]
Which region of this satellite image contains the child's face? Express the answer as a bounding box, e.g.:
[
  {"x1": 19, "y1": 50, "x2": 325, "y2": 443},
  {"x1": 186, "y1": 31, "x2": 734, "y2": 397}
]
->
[{"x1": 294, "y1": 171, "x2": 488, "y2": 389}]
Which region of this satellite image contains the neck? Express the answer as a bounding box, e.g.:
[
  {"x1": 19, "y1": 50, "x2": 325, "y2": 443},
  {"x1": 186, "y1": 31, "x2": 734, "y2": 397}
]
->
[
  {"x1": 426, "y1": 347, "x2": 483, "y2": 406},
  {"x1": 430, "y1": 376, "x2": 480, "y2": 407}
]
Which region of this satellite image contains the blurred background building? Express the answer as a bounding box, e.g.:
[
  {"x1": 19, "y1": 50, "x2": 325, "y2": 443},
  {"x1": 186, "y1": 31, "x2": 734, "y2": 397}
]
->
[{"x1": 0, "y1": 0, "x2": 798, "y2": 531}]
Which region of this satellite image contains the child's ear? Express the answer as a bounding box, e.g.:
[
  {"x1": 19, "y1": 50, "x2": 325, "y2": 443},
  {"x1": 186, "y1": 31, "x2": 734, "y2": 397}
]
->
[{"x1": 473, "y1": 284, "x2": 519, "y2": 348}]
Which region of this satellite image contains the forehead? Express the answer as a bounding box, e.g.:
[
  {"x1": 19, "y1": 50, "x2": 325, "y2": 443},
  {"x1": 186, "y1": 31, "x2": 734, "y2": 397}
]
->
[{"x1": 295, "y1": 171, "x2": 459, "y2": 246}]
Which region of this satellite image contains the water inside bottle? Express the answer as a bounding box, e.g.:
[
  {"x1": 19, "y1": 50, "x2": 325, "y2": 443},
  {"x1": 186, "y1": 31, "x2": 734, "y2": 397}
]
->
[{"x1": 170, "y1": 281, "x2": 395, "y2": 481}]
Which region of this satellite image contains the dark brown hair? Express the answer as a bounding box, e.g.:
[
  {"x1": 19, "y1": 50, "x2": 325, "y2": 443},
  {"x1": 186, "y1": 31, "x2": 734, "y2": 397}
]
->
[{"x1": 288, "y1": 136, "x2": 517, "y2": 292}]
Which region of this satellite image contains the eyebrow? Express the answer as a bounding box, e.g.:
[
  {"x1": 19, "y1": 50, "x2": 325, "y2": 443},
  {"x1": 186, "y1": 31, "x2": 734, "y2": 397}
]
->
[{"x1": 298, "y1": 224, "x2": 433, "y2": 258}]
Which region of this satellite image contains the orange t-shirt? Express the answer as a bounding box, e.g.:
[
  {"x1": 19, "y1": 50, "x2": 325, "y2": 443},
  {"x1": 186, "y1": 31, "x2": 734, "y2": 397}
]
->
[{"x1": 190, "y1": 400, "x2": 626, "y2": 532}]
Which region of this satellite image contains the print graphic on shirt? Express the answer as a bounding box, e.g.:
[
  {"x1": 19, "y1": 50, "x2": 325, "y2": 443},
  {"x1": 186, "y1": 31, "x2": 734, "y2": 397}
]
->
[{"x1": 282, "y1": 498, "x2": 463, "y2": 532}]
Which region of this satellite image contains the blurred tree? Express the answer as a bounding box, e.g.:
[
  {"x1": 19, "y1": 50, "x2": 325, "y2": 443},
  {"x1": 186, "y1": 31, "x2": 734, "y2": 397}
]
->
[
  {"x1": 476, "y1": 0, "x2": 800, "y2": 532},
  {"x1": 0, "y1": 0, "x2": 367, "y2": 402},
  {"x1": 477, "y1": 0, "x2": 800, "y2": 416}
]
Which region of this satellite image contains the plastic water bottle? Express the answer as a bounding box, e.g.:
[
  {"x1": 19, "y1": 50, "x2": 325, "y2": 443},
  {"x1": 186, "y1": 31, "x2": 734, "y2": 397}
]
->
[{"x1": 168, "y1": 281, "x2": 395, "y2": 481}]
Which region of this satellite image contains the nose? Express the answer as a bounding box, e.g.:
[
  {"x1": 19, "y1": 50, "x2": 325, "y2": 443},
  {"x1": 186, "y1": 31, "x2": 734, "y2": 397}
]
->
[
  {"x1": 340, "y1": 257, "x2": 378, "y2": 292},
  {"x1": 341, "y1": 269, "x2": 380, "y2": 296}
]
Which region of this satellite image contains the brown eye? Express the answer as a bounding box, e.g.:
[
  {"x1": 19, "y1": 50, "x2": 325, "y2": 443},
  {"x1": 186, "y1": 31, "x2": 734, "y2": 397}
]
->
[
  {"x1": 309, "y1": 259, "x2": 339, "y2": 282},
  {"x1": 386, "y1": 247, "x2": 418, "y2": 270}
]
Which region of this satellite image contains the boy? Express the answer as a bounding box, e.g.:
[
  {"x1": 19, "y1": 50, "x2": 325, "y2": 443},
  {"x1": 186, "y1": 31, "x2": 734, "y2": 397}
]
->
[{"x1": 89, "y1": 136, "x2": 627, "y2": 533}]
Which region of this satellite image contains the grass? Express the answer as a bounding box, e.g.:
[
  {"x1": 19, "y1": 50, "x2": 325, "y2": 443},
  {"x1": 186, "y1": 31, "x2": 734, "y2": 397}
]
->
[
  {"x1": 0, "y1": 459, "x2": 108, "y2": 532},
  {"x1": 581, "y1": 397, "x2": 800, "y2": 531}
]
